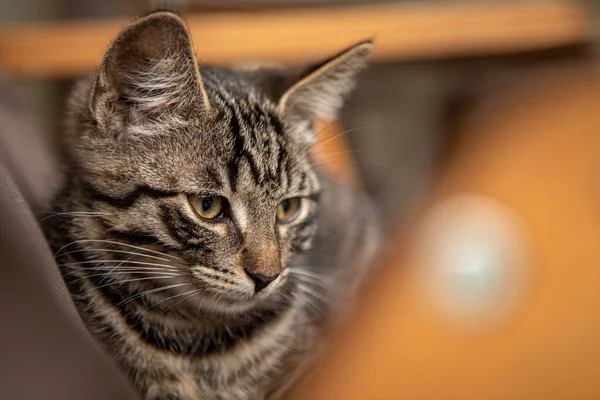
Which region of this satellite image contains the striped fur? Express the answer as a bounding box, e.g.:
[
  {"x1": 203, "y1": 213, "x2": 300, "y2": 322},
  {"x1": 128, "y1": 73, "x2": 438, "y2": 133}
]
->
[{"x1": 42, "y1": 11, "x2": 380, "y2": 400}]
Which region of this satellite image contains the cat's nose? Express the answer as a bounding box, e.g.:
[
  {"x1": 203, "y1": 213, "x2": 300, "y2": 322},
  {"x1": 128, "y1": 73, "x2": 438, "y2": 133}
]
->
[{"x1": 244, "y1": 269, "x2": 279, "y2": 293}]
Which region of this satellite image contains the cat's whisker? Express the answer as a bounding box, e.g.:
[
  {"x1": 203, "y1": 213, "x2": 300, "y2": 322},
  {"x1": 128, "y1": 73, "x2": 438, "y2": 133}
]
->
[
  {"x1": 308, "y1": 107, "x2": 382, "y2": 143},
  {"x1": 99, "y1": 257, "x2": 135, "y2": 285},
  {"x1": 314, "y1": 124, "x2": 368, "y2": 146},
  {"x1": 289, "y1": 266, "x2": 335, "y2": 284},
  {"x1": 116, "y1": 283, "x2": 190, "y2": 308},
  {"x1": 60, "y1": 259, "x2": 178, "y2": 270},
  {"x1": 293, "y1": 290, "x2": 325, "y2": 318},
  {"x1": 282, "y1": 122, "x2": 340, "y2": 170},
  {"x1": 287, "y1": 125, "x2": 370, "y2": 170},
  {"x1": 289, "y1": 269, "x2": 332, "y2": 281},
  {"x1": 37, "y1": 210, "x2": 108, "y2": 215},
  {"x1": 279, "y1": 291, "x2": 301, "y2": 308},
  {"x1": 314, "y1": 125, "x2": 370, "y2": 146},
  {"x1": 62, "y1": 257, "x2": 180, "y2": 286},
  {"x1": 315, "y1": 118, "x2": 341, "y2": 138},
  {"x1": 203, "y1": 289, "x2": 227, "y2": 310},
  {"x1": 69, "y1": 273, "x2": 179, "y2": 286},
  {"x1": 159, "y1": 288, "x2": 206, "y2": 311},
  {"x1": 95, "y1": 275, "x2": 179, "y2": 289},
  {"x1": 297, "y1": 283, "x2": 328, "y2": 303},
  {"x1": 291, "y1": 279, "x2": 335, "y2": 295},
  {"x1": 298, "y1": 273, "x2": 344, "y2": 292},
  {"x1": 309, "y1": 149, "x2": 364, "y2": 160},
  {"x1": 58, "y1": 248, "x2": 175, "y2": 263},
  {"x1": 54, "y1": 239, "x2": 182, "y2": 261},
  {"x1": 37, "y1": 211, "x2": 110, "y2": 216},
  {"x1": 65, "y1": 267, "x2": 179, "y2": 276},
  {"x1": 38, "y1": 211, "x2": 111, "y2": 223},
  {"x1": 149, "y1": 290, "x2": 195, "y2": 311},
  {"x1": 295, "y1": 283, "x2": 342, "y2": 302},
  {"x1": 289, "y1": 272, "x2": 334, "y2": 289}
]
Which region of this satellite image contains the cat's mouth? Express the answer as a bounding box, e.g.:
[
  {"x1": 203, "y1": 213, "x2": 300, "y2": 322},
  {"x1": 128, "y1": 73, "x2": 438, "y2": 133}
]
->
[{"x1": 189, "y1": 264, "x2": 286, "y2": 306}]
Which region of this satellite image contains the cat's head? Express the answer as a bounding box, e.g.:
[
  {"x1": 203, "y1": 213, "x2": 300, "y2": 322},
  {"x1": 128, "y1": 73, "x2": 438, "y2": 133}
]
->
[{"x1": 63, "y1": 11, "x2": 371, "y2": 312}]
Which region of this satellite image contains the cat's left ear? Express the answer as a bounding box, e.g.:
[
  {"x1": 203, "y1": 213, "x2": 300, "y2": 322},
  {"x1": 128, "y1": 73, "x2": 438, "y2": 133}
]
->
[
  {"x1": 89, "y1": 11, "x2": 212, "y2": 137},
  {"x1": 277, "y1": 40, "x2": 373, "y2": 143}
]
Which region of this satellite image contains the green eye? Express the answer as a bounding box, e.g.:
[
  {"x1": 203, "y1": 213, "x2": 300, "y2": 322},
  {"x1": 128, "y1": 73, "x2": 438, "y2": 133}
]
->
[
  {"x1": 276, "y1": 197, "x2": 302, "y2": 224},
  {"x1": 189, "y1": 195, "x2": 225, "y2": 220}
]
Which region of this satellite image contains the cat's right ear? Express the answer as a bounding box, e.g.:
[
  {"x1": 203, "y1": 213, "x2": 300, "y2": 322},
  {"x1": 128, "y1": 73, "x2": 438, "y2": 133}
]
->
[
  {"x1": 89, "y1": 11, "x2": 211, "y2": 137},
  {"x1": 244, "y1": 40, "x2": 372, "y2": 145}
]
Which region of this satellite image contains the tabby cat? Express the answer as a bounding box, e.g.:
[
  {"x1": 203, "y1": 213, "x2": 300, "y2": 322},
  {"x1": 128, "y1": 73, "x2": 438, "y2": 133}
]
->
[{"x1": 43, "y1": 10, "x2": 380, "y2": 400}]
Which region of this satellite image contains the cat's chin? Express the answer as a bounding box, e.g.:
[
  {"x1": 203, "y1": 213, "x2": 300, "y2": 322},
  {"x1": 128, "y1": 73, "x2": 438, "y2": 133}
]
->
[
  {"x1": 186, "y1": 293, "x2": 274, "y2": 316},
  {"x1": 198, "y1": 297, "x2": 263, "y2": 315}
]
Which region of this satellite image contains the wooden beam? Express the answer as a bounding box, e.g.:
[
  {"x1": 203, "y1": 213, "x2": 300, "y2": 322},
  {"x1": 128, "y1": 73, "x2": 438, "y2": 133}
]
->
[{"x1": 0, "y1": 1, "x2": 591, "y2": 79}]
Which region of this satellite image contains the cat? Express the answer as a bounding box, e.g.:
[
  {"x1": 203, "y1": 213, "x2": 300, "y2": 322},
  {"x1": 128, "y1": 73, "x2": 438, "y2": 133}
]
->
[{"x1": 42, "y1": 10, "x2": 381, "y2": 400}]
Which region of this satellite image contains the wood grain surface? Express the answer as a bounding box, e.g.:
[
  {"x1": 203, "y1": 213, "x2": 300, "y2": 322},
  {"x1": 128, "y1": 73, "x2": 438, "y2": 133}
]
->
[{"x1": 0, "y1": 1, "x2": 591, "y2": 78}]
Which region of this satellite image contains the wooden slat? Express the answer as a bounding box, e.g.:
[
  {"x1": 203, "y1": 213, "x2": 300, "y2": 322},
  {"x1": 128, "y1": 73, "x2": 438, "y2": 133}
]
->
[{"x1": 0, "y1": 1, "x2": 591, "y2": 79}]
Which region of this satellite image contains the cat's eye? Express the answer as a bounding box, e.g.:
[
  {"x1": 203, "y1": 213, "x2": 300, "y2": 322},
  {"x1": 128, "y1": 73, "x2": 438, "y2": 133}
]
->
[
  {"x1": 189, "y1": 195, "x2": 226, "y2": 220},
  {"x1": 276, "y1": 197, "x2": 302, "y2": 224}
]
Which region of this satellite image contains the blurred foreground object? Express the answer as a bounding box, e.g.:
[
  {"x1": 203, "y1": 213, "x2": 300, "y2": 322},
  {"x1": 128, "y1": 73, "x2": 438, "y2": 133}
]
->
[
  {"x1": 0, "y1": 0, "x2": 592, "y2": 78},
  {"x1": 0, "y1": 78, "x2": 58, "y2": 210},
  {"x1": 288, "y1": 61, "x2": 600, "y2": 399},
  {"x1": 0, "y1": 83, "x2": 137, "y2": 399}
]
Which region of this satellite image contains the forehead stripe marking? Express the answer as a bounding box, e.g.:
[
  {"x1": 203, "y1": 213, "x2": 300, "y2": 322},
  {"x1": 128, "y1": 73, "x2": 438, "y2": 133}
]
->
[{"x1": 227, "y1": 103, "x2": 263, "y2": 190}]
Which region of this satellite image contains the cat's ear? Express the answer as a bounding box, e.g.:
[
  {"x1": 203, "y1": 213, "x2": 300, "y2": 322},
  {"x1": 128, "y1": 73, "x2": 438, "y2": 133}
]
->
[
  {"x1": 89, "y1": 11, "x2": 211, "y2": 136},
  {"x1": 277, "y1": 40, "x2": 373, "y2": 143}
]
